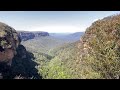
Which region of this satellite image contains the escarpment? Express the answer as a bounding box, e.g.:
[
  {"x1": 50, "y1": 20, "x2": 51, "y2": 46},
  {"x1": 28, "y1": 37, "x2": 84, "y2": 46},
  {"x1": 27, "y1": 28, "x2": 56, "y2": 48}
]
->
[{"x1": 18, "y1": 31, "x2": 49, "y2": 41}]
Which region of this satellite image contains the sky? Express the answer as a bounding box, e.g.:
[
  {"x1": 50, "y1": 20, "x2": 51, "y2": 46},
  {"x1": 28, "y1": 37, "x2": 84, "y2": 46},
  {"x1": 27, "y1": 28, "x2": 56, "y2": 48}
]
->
[{"x1": 0, "y1": 11, "x2": 120, "y2": 33}]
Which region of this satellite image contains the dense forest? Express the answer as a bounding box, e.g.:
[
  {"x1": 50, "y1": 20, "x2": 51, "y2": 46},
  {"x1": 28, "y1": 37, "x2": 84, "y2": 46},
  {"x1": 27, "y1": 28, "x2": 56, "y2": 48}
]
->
[{"x1": 21, "y1": 32, "x2": 82, "y2": 79}]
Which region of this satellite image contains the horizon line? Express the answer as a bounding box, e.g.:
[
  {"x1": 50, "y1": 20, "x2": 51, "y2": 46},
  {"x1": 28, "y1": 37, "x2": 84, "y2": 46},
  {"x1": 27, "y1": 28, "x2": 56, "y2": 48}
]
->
[{"x1": 16, "y1": 30, "x2": 84, "y2": 33}]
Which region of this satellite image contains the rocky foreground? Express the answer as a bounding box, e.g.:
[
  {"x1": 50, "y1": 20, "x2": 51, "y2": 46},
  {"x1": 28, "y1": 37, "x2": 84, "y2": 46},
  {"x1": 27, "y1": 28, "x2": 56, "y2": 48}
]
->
[{"x1": 0, "y1": 22, "x2": 41, "y2": 79}]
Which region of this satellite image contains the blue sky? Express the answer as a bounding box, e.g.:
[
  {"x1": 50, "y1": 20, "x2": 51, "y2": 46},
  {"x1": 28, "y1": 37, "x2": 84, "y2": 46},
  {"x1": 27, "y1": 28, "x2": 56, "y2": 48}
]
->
[{"x1": 0, "y1": 11, "x2": 120, "y2": 33}]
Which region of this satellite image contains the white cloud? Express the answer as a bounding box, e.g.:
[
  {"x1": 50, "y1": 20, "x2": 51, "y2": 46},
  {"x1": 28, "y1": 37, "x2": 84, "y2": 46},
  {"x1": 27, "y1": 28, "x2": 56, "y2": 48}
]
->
[{"x1": 93, "y1": 19, "x2": 99, "y2": 22}]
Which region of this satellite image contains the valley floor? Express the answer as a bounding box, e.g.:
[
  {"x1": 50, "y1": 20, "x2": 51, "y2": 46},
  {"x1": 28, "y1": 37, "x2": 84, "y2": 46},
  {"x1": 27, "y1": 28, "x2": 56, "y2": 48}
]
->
[{"x1": 21, "y1": 36, "x2": 80, "y2": 79}]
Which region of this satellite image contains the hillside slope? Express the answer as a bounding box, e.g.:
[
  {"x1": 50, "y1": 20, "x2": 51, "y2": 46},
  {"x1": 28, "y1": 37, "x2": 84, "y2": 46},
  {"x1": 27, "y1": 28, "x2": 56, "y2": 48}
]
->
[
  {"x1": 37, "y1": 41, "x2": 79, "y2": 79},
  {"x1": 77, "y1": 14, "x2": 120, "y2": 79},
  {"x1": 63, "y1": 32, "x2": 84, "y2": 41},
  {"x1": 21, "y1": 36, "x2": 70, "y2": 54}
]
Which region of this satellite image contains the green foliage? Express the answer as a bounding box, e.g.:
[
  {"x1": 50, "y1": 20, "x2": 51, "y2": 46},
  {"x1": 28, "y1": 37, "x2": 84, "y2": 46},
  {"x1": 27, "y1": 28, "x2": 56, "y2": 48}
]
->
[
  {"x1": 36, "y1": 41, "x2": 80, "y2": 79},
  {"x1": 77, "y1": 14, "x2": 120, "y2": 79},
  {"x1": 21, "y1": 36, "x2": 69, "y2": 54},
  {"x1": 0, "y1": 40, "x2": 7, "y2": 46},
  {"x1": 0, "y1": 31, "x2": 7, "y2": 37},
  {"x1": 21, "y1": 36, "x2": 80, "y2": 79}
]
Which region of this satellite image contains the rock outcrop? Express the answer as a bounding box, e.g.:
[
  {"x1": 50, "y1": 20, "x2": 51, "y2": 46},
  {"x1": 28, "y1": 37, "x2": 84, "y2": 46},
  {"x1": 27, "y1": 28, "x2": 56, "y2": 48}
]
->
[
  {"x1": 0, "y1": 22, "x2": 20, "y2": 66},
  {"x1": 0, "y1": 22, "x2": 42, "y2": 79},
  {"x1": 18, "y1": 31, "x2": 35, "y2": 41},
  {"x1": 18, "y1": 31, "x2": 49, "y2": 41},
  {"x1": 34, "y1": 32, "x2": 49, "y2": 37}
]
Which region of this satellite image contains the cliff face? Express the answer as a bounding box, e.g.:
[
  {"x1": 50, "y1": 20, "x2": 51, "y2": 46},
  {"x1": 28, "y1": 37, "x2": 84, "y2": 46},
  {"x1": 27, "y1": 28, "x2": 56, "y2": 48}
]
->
[
  {"x1": 34, "y1": 32, "x2": 49, "y2": 37},
  {"x1": 0, "y1": 23, "x2": 41, "y2": 79},
  {"x1": 18, "y1": 31, "x2": 49, "y2": 41},
  {"x1": 0, "y1": 22, "x2": 20, "y2": 65},
  {"x1": 18, "y1": 31, "x2": 35, "y2": 41}
]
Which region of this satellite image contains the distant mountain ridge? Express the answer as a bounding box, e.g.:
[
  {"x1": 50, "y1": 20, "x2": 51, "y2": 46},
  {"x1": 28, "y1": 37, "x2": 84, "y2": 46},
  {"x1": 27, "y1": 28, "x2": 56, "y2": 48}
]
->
[
  {"x1": 66, "y1": 32, "x2": 84, "y2": 40},
  {"x1": 50, "y1": 32, "x2": 84, "y2": 42},
  {"x1": 18, "y1": 31, "x2": 84, "y2": 42}
]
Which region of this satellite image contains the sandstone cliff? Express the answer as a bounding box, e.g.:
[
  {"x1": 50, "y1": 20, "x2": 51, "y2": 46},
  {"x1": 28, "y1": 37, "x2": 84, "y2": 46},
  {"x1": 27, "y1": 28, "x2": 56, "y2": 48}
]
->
[
  {"x1": 0, "y1": 22, "x2": 41, "y2": 79},
  {"x1": 18, "y1": 31, "x2": 35, "y2": 41},
  {"x1": 0, "y1": 22, "x2": 20, "y2": 65},
  {"x1": 18, "y1": 31, "x2": 49, "y2": 41}
]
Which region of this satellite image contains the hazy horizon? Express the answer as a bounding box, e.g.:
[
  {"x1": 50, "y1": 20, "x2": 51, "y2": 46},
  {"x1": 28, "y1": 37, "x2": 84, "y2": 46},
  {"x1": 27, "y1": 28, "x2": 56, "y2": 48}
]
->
[{"x1": 0, "y1": 11, "x2": 120, "y2": 33}]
